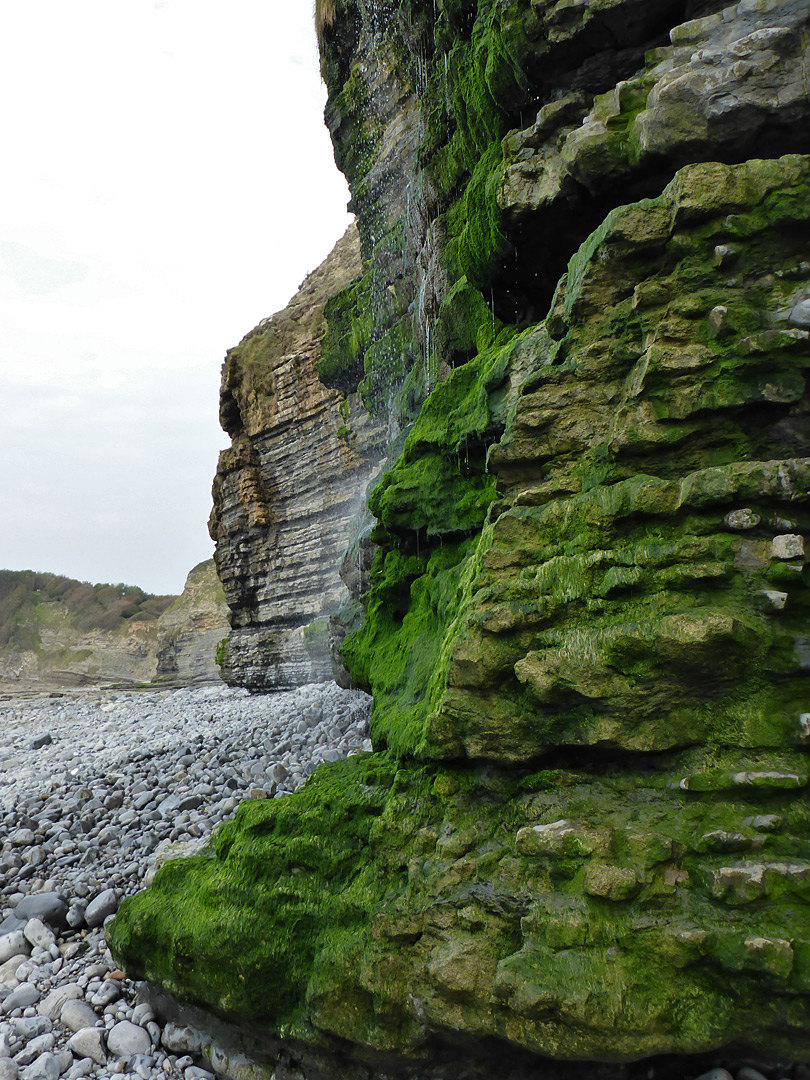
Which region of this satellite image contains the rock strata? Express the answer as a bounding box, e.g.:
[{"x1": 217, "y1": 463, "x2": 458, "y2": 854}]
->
[
  {"x1": 211, "y1": 224, "x2": 386, "y2": 690},
  {"x1": 154, "y1": 561, "x2": 228, "y2": 687}
]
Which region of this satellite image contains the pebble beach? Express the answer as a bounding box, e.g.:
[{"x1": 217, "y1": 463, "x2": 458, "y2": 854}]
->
[
  {"x1": 0, "y1": 683, "x2": 372, "y2": 1080},
  {"x1": 2, "y1": 685, "x2": 808, "y2": 1080}
]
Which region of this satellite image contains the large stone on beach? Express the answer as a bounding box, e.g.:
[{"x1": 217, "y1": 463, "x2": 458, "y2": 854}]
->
[
  {"x1": 0, "y1": 933, "x2": 27, "y2": 966},
  {"x1": 13, "y1": 894, "x2": 68, "y2": 931},
  {"x1": 67, "y1": 1029, "x2": 106, "y2": 1067},
  {"x1": 0, "y1": 954, "x2": 28, "y2": 990},
  {"x1": 83, "y1": 890, "x2": 118, "y2": 928},
  {"x1": 1, "y1": 983, "x2": 40, "y2": 1013},
  {"x1": 106, "y1": 1020, "x2": 150, "y2": 1059},
  {"x1": 23, "y1": 920, "x2": 55, "y2": 951},
  {"x1": 37, "y1": 983, "x2": 82, "y2": 1022},
  {"x1": 59, "y1": 999, "x2": 98, "y2": 1033}
]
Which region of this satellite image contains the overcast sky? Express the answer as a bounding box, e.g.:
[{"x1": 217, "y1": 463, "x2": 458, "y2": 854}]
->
[{"x1": 0, "y1": 1, "x2": 352, "y2": 596}]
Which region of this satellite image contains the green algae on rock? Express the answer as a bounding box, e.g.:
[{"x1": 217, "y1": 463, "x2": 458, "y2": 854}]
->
[
  {"x1": 110, "y1": 742, "x2": 810, "y2": 1060},
  {"x1": 346, "y1": 155, "x2": 810, "y2": 763},
  {"x1": 110, "y1": 156, "x2": 810, "y2": 1066},
  {"x1": 113, "y1": 0, "x2": 810, "y2": 1071}
]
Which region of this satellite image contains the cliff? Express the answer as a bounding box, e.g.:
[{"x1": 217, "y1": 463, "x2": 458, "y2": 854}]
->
[
  {"x1": 154, "y1": 559, "x2": 229, "y2": 686},
  {"x1": 0, "y1": 565, "x2": 227, "y2": 693},
  {"x1": 210, "y1": 224, "x2": 386, "y2": 689},
  {"x1": 111, "y1": 0, "x2": 810, "y2": 1074},
  {"x1": 0, "y1": 570, "x2": 175, "y2": 691}
]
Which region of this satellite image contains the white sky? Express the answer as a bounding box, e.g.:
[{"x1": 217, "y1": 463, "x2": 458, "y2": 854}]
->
[{"x1": 0, "y1": 0, "x2": 352, "y2": 596}]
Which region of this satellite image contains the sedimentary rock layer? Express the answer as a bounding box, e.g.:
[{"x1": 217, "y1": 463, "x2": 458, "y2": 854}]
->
[
  {"x1": 154, "y1": 560, "x2": 229, "y2": 685},
  {"x1": 210, "y1": 225, "x2": 386, "y2": 689}
]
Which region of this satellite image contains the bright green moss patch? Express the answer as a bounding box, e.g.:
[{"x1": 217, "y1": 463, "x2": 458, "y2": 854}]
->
[
  {"x1": 341, "y1": 538, "x2": 478, "y2": 756},
  {"x1": 108, "y1": 755, "x2": 399, "y2": 1025},
  {"x1": 339, "y1": 337, "x2": 527, "y2": 755},
  {"x1": 318, "y1": 277, "x2": 374, "y2": 393},
  {"x1": 111, "y1": 743, "x2": 810, "y2": 1059}
]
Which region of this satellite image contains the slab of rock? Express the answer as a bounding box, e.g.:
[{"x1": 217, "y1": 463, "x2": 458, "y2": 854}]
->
[{"x1": 67, "y1": 1028, "x2": 106, "y2": 1067}]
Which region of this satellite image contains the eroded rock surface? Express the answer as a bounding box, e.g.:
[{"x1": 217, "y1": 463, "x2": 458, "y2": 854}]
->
[
  {"x1": 111, "y1": 0, "x2": 810, "y2": 1073},
  {"x1": 154, "y1": 560, "x2": 229, "y2": 686},
  {"x1": 0, "y1": 573, "x2": 175, "y2": 693},
  {"x1": 210, "y1": 225, "x2": 386, "y2": 689}
]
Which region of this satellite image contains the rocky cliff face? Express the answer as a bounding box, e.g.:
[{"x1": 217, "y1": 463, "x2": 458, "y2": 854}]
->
[
  {"x1": 154, "y1": 560, "x2": 229, "y2": 686},
  {"x1": 111, "y1": 0, "x2": 810, "y2": 1073},
  {"x1": 210, "y1": 225, "x2": 386, "y2": 689}
]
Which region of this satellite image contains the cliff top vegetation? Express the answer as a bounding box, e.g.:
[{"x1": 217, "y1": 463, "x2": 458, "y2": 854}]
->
[{"x1": 0, "y1": 569, "x2": 176, "y2": 652}]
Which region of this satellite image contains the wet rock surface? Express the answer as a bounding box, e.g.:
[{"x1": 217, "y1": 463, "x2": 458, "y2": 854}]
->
[{"x1": 0, "y1": 684, "x2": 371, "y2": 1080}]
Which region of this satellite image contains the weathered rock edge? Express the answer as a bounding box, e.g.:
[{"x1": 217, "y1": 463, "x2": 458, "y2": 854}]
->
[{"x1": 210, "y1": 225, "x2": 386, "y2": 691}]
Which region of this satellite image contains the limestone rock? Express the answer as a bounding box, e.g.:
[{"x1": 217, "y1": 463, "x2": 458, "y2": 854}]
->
[
  {"x1": 0, "y1": 571, "x2": 176, "y2": 692},
  {"x1": 106, "y1": 1020, "x2": 151, "y2": 1059},
  {"x1": 67, "y1": 1028, "x2": 106, "y2": 1067},
  {"x1": 154, "y1": 560, "x2": 229, "y2": 685},
  {"x1": 210, "y1": 224, "x2": 385, "y2": 689},
  {"x1": 110, "y1": 0, "x2": 810, "y2": 1072}
]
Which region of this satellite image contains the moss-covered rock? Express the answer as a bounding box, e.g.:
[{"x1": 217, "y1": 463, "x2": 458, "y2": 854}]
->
[
  {"x1": 111, "y1": 740, "x2": 810, "y2": 1060},
  {"x1": 112, "y1": 0, "x2": 810, "y2": 1070},
  {"x1": 346, "y1": 155, "x2": 810, "y2": 763},
  {"x1": 112, "y1": 155, "x2": 810, "y2": 1065}
]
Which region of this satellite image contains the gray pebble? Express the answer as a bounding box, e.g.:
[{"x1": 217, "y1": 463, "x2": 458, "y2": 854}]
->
[
  {"x1": 11, "y1": 1017, "x2": 51, "y2": 1041},
  {"x1": 13, "y1": 896, "x2": 67, "y2": 932},
  {"x1": 64, "y1": 1060, "x2": 93, "y2": 1080},
  {"x1": 0, "y1": 935, "x2": 28, "y2": 967},
  {"x1": 67, "y1": 1028, "x2": 106, "y2": 1067},
  {"x1": 1, "y1": 984, "x2": 40, "y2": 1013},
  {"x1": 737, "y1": 1069, "x2": 770, "y2": 1080},
  {"x1": 19, "y1": 1051, "x2": 69, "y2": 1080},
  {"x1": 15, "y1": 1033, "x2": 56, "y2": 1067},
  {"x1": 789, "y1": 298, "x2": 810, "y2": 328},
  {"x1": 107, "y1": 1020, "x2": 151, "y2": 1058},
  {"x1": 8, "y1": 832, "x2": 35, "y2": 849},
  {"x1": 37, "y1": 983, "x2": 82, "y2": 1021},
  {"x1": 59, "y1": 1000, "x2": 98, "y2": 1034},
  {"x1": 83, "y1": 890, "x2": 118, "y2": 929},
  {"x1": 22, "y1": 920, "x2": 55, "y2": 952}
]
